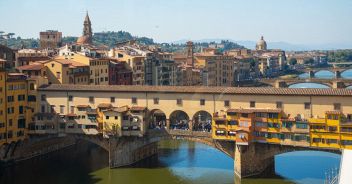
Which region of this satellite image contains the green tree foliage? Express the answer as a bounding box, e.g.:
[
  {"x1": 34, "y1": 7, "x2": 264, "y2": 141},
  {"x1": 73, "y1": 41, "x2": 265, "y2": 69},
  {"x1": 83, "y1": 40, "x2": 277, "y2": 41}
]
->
[
  {"x1": 289, "y1": 58, "x2": 297, "y2": 65},
  {"x1": 327, "y1": 50, "x2": 352, "y2": 63}
]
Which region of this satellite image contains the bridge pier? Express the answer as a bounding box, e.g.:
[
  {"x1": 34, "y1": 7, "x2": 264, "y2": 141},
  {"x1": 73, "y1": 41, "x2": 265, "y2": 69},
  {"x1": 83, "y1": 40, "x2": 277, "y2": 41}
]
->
[
  {"x1": 109, "y1": 137, "x2": 158, "y2": 168},
  {"x1": 275, "y1": 80, "x2": 288, "y2": 88},
  {"x1": 333, "y1": 81, "x2": 346, "y2": 89},
  {"x1": 335, "y1": 70, "x2": 342, "y2": 79},
  {"x1": 309, "y1": 70, "x2": 315, "y2": 78}
]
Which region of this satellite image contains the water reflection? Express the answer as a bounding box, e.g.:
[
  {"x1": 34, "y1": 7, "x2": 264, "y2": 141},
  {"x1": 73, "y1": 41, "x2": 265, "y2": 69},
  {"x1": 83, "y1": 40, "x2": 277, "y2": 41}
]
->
[
  {"x1": 289, "y1": 83, "x2": 330, "y2": 89},
  {"x1": 0, "y1": 140, "x2": 341, "y2": 184}
]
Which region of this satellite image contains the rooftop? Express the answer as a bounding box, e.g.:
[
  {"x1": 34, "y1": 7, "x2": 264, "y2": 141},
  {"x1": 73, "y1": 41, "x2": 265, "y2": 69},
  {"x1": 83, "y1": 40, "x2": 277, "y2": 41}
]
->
[{"x1": 38, "y1": 84, "x2": 352, "y2": 96}]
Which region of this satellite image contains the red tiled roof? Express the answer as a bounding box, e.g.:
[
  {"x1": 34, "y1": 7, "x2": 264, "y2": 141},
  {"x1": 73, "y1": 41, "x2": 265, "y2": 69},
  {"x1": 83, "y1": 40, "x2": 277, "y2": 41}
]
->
[
  {"x1": 97, "y1": 103, "x2": 112, "y2": 108},
  {"x1": 77, "y1": 105, "x2": 91, "y2": 108},
  {"x1": 17, "y1": 64, "x2": 44, "y2": 71},
  {"x1": 130, "y1": 106, "x2": 147, "y2": 111}
]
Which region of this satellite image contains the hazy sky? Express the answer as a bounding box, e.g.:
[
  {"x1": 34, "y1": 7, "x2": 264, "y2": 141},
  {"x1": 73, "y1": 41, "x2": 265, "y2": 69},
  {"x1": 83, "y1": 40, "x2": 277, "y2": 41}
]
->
[{"x1": 0, "y1": 0, "x2": 352, "y2": 44}]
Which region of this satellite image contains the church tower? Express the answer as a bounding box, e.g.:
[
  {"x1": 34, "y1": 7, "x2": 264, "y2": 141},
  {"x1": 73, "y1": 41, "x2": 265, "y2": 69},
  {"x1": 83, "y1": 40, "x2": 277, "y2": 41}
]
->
[
  {"x1": 77, "y1": 11, "x2": 93, "y2": 45},
  {"x1": 83, "y1": 11, "x2": 92, "y2": 38},
  {"x1": 186, "y1": 41, "x2": 194, "y2": 66}
]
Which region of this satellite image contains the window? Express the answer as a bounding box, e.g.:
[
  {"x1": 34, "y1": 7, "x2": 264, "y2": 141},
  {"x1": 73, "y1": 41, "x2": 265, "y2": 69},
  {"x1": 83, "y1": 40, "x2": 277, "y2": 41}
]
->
[
  {"x1": 68, "y1": 96, "x2": 73, "y2": 101},
  {"x1": 304, "y1": 102, "x2": 311, "y2": 110},
  {"x1": 268, "y1": 123, "x2": 280, "y2": 128},
  {"x1": 41, "y1": 95, "x2": 46, "y2": 101},
  {"x1": 70, "y1": 106, "x2": 75, "y2": 114},
  {"x1": 110, "y1": 97, "x2": 115, "y2": 103},
  {"x1": 132, "y1": 97, "x2": 137, "y2": 104},
  {"x1": 328, "y1": 126, "x2": 337, "y2": 132},
  {"x1": 28, "y1": 95, "x2": 36, "y2": 102},
  {"x1": 115, "y1": 116, "x2": 118, "y2": 120},
  {"x1": 347, "y1": 114, "x2": 352, "y2": 122},
  {"x1": 276, "y1": 101, "x2": 282, "y2": 109},
  {"x1": 255, "y1": 122, "x2": 266, "y2": 127},
  {"x1": 255, "y1": 112, "x2": 266, "y2": 118},
  {"x1": 60, "y1": 105, "x2": 65, "y2": 114},
  {"x1": 224, "y1": 100, "x2": 230, "y2": 107},
  {"x1": 154, "y1": 98, "x2": 159, "y2": 105},
  {"x1": 177, "y1": 99, "x2": 182, "y2": 105},
  {"x1": 89, "y1": 96, "x2": 94, "y2": 103},
  {"x1": 200, "y1": 99, "x2": 205, "y2": 106},
  {"x1": 268, "y1": 113, "x2": 278, "y2": 119},
  {"x1": 250, "y1": 101, "x2": 255, "y2": 108},
  {"x1": 106, "y1": 116, "x2": 109, "y2": 120},
  {"x1": 312, "y1": 138, "x2": 321, "y2": 143},
  {"x1": 30, "y1": 83, "x2": 35, "y2": 90},
  {"x1": 241, "y1": 113, "x2": 249, "y2": 118},
  {"x1": 17, "y1": 95, "x2": 26, "y2": 101},
  {"x1": 239, "y1": 121, "x2": 249, "y2": 127},
  {"x1": 19, "y1": 106, "x2": 24, "y2": 114},
  {"x1": 56, "y1": 72, "x2": 61, "y2": 79},
  {"x1": 7, "y1": 96, "x2": 14, "y2": 102},
  {"x1": 7, "y1": 107, "x2": 14, "y2": 114},
  {"x1": 228, "y1": 120, "x2": 238, "y2": 125},
  {"x1": 296, "y1": 122, "x2": 308, "y2": 129},
  {"x1": 105, "y1": 77, "x2": 108, "y2": 81},
  {"x1": 326, "y1": 139, "x2": 338, "y2": 144},
  {"x1": 333, "y1": 103, "x2": 341, "y2": 111}
]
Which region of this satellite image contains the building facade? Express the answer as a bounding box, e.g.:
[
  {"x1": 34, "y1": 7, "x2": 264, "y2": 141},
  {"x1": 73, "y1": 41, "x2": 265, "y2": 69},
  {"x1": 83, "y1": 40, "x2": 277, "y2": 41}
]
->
[{"x1": 39, "y1": 30, "x2": 62, "y2": 49}]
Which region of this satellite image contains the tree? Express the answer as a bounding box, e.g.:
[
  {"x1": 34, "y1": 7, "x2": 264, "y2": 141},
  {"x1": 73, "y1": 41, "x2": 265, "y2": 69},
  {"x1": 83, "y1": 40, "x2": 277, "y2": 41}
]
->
[
  {"x1": 289, "y1": 58, "x2": 297, "y2": 65},
  {"x1": 304, "y1": 58, "x2": 315, "y2": 65}
]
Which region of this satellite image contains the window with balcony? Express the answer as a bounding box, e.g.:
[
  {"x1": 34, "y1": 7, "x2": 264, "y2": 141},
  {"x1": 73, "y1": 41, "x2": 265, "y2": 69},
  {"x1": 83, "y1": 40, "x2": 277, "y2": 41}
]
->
[
  {"x1": 328, "y1": 126, "x2": 337, "y2": 132},
  {"x1": 326, "y1": 139, "x2": 338, "y2": 144},
  {"x1": 312, "y1": 138, "x2": 321, "y2": 143},
  {"x1": 215, "y1": 130, "x2": 226, "y2": 136},
  {"x1": 296, "y1": 122, "x2": 308, "y2": 129},
  {"x1": 239, "y1": 121, "x2": 249, "y2": 127},
  {"x1": 228, "y1": 120, "x2": 238, "y2": 126},
  {"x1": 282, "y1": 122, "x2": 293, "y2": 128},
  {"x1": 255, "y1": 122, "x2": 266, "y2": 127},
  {"x1": 255, "y1": 112, "x2": 266, "y2": 118}
]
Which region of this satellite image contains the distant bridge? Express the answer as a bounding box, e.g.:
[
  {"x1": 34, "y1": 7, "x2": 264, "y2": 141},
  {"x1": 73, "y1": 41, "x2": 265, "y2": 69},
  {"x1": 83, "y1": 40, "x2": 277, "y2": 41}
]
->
[
  {"x1": 258, "y1": 78, "x2": 352, "y2": 88},
  {"x1": 300, "y1": 66, "x2": 352, "y2": 78}
]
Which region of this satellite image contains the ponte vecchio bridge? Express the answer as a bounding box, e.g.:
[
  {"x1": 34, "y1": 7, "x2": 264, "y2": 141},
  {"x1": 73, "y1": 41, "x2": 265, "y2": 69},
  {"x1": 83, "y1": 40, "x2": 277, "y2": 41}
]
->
[{"x1": 2, "y1": 84, "x2": 352, "y2": 178}]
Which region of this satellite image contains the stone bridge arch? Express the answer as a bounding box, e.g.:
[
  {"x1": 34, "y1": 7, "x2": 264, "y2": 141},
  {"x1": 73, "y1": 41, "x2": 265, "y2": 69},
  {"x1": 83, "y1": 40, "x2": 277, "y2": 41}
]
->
[
  {"x1": 191, "y1": 110, "x2": 212, "y2": 132},
  {"x1": 234, "y1": 143, "x2": 341, "y2": 178},
  {"x1": 169, "y1": 110, "x2": 191, "y2": 130}
]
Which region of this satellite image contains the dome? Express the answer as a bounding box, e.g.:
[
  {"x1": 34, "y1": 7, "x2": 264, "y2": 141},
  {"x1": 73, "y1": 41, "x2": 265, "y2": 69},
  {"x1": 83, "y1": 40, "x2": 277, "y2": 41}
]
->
[
  {"x1": 256, "y1": 36, "x2": 267, "y2": 51},
  {"x1": 76, "y1": 35, "x2": 91, "y2": 45}
]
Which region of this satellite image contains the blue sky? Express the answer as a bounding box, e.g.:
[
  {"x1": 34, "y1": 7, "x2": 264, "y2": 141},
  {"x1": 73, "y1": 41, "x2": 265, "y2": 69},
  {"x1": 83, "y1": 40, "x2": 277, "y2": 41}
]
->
[{"x1": 0, "y1": 0, "x2": 351, "y2": 44}]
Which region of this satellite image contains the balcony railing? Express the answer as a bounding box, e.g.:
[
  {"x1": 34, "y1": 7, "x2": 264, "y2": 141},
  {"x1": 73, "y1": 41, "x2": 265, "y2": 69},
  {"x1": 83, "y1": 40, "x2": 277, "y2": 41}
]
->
[{"x1": 308, "y1": 118, "x2": 326, "y2": 124}]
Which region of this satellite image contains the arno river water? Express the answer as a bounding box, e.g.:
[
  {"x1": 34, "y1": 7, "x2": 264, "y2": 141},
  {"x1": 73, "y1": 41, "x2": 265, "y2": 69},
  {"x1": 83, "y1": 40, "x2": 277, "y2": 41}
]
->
[{"x1": 0, "y1": 69, "x2": 351, "y2": 184}]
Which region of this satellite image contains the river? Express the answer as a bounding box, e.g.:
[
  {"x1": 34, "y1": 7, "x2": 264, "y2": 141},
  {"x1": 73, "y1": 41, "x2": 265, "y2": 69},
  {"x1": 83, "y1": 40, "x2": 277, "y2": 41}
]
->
[{"x1": 0, "y1": 140, "x2": 340, "y2": 184}]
